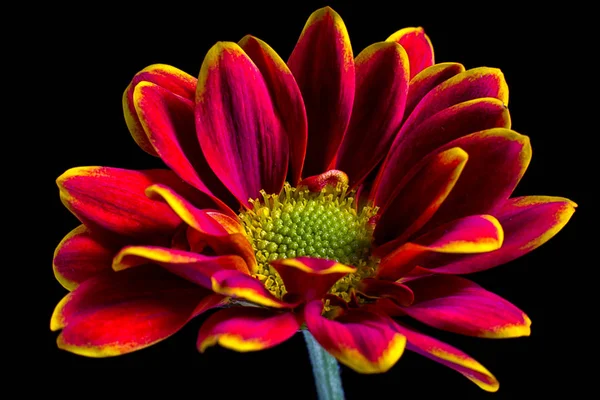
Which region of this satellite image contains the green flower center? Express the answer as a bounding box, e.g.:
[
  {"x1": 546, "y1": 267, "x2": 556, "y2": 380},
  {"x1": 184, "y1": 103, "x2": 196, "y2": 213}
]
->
[{"x1": 239, "y1": 182, "x2": 379, "y2": 302}]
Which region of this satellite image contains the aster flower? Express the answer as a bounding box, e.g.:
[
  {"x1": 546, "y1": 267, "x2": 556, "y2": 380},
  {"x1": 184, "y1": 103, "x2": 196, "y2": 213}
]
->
[{"x1": 51, "y1": 6, "x2": 575, "y2": 395}]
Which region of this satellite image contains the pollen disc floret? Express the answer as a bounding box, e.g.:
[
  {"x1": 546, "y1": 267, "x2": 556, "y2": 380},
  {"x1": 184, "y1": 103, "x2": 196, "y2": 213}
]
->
[{"x1": 239, "y1": 182, "x2": 379, "y2": 300}]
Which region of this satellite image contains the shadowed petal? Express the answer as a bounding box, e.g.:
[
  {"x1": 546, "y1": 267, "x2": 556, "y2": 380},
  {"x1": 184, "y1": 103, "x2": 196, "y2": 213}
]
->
[
  {"x1": 288, "y1": 6, "x2": 355, "y2": 176},
  {"x1": 51, "y1": 266, "x2": 208, "y2": 357},
  {"x1": 270, "y1": 257, "x2": 356, "y2": 302},
  {"x1": 240, "y1": 35, "x2": 307, "y2": 186},
  {"x1": 336, "y1": 41, "x2": 410, "y2": 187},
  {"x1": 386, "y1": 27, "x2": 434, "y2": 78},
  {"x1": 305, "y1": 300, "x2": 406, "y2": 374},
  {"x1": 356, "y1": 278, "x2": 414, "y2": 306},
  {"x1": 113, "y1": 246, "x2": 249, "y2": 288},
  {"x1": 417, "y1": 196, "x2": 576, "y2": 274},
  {"x1": 146, "y1": 184, "x2": 256, "y2": 272},
  {"x1": 123, "y1": 64, "x2": 196, "y2": 155},
  {"x1": 195, "y1": 42, "x2": 288, "y2": 206},
  {"x1": 404, "y1": 275, "x2": 530, "y2": 338},
  {"x1": 374, "y1": 147, "x2": 468, "y2": 247},
  {"x1": 197, "y1": 308, "x2": 300, "y2": 352},
  {"x1": 376, "y1": 215, "x2": 504, "y2": 280},
  {"x1": 211, "y1": 270, "x2": 298, "y2": 309},
  {"x1": 393, "y1": 322, "x2": 499, "y2": 392},
  {"x1": 53, "y1": 225, "x2": 115, "y2": 291}
]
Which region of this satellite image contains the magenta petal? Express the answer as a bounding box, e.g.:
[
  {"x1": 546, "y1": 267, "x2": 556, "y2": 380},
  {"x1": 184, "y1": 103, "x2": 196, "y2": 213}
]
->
[{"x1": 195, "y1": 42, "x2": 288, "y2": 206}]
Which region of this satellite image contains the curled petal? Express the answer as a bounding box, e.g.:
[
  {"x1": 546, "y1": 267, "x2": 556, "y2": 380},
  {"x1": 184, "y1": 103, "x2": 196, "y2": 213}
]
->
[
  {"x1": 53, "y1": 225, "x2": 115, "y2": 291},
  {"x1": 305, "y1": 300, "x2": 406, "y2": 374},
  {"x1": 288, "y1": 6, "x2": 355, "y2": 176},
  {"x1": 421, "y1": 196, "x2": 577, "y2": 274},
  {"x1": 270, "y1": 257, "x2": 356, "y2": 302},
  {"x1": 404, "y1": 275, "x2": 531, "y2": 338},
  {"x1": 336, "y1": 41, "x2": 410, "y2": 187},
  {"x1": 146, "y1": 184, "x2": 256, "y2": 272},
  {"x1": 376, "y1": 215, "x2": 504, "y2": 280},
  {"x1": 374, "y1": 147, "x2": 468, "y2": 247},
  {"x1": 51, "y1": 266, "x2": 207, "y2": 357},
  {"x1": 239, "y1": 35, "x2": 307, "y2": 186},
  {"x1": 386, "y1": 27, "x2": 434, "y2": 78},
  {"x1": 393, "y1": 323, "x2": 500, "y2": 392},
  {"x1": 196, "y1": 41, "x2": 288, "y2": 206},
  {"x1": 299, "y1": 170, "x2": 349, "y2": 192},
  {"x1": 197, "y1": 308, "x2": 300, "y2": 352},
  {"x1": 211, "y1": 270, "x2": 297, "y2": 309},
  {"x1": 113, "y1": 246, "x2": 248, "y2": 288},
  {"x1": 123, "y1": 64, "x2": 196, "y2": 155}
]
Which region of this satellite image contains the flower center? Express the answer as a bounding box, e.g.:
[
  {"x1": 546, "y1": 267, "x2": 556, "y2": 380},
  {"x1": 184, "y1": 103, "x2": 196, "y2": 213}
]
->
[{"x1": 239, "y1": 182, "x2": 379, "y2": 302}]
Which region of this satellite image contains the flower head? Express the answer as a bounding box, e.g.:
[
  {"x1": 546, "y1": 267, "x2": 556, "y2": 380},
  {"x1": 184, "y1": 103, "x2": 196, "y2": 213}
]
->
[{"x1": 52, "y1": 6, "x2": 575, "y2": 392}]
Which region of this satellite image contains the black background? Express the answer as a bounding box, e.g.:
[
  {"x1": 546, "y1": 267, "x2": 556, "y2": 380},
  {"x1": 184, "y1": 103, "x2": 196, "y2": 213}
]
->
[{"x1": 40, "y1": 1, "x2": 587, "y2": 398}]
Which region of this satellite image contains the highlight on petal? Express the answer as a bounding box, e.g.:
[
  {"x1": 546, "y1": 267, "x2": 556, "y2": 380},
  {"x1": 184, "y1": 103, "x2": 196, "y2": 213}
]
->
[
  {"x1": 239, "y1": 35, "x2": 307, "y2": 186},
  {"x1": 146, "y1": 184, "x2": 256, "y2": 272},
  {"x1": 113, "y1": 245, "x2": 249, "y2": 288},
  {"x1": 197, "y1": 307, "x2": 300, "y2": 352},
  {"x1": 376, "y1": 214, "x2": 504, "y2": 280},
  {"x1": 393, "y1": 322, "x2": 500, "y2": 392},
  {"x1": 299, "y1": 170, "x2": 349, "y2": 192},
  {"x1": 211, "y1": 270, "x2": 297, "y2": 309},
  {"x1": 374, "y1": 147, "x2": 468, "y2": 247},
  {"x1": 335, "y1": 41, "x2": 410, "y2": 187},
  {"x1": 123, "y1": 64, "x2": 197, "y2": 155},
  {"x1": 196, "y1": 41, "x2": 288, "y2": 206},
  {"x1": 421, "y1": 196, "x2": 576, "y2": 274},
  {"x1": 418, "y1": 128, "x2": 531, "y2": 229},
  {"x1": 404, "y1": 275, "x2": 531, "y2": 338},
  {"x1": 305, "y1": 300, "x2": 406, "y2": 374},
  {"x1": 288, "y1": 6, "x2": 355, "y2": 176},
  {"x1": 270, "y1": 257, "x2": 356, "y2": 302},
  {"x1": 372, "y1": 98, "x2": 511, "y2": 204},
  {"x1": 51, "y1": 266, "x2": 207, "y2": 357},
  {"x1": 132, "y1": 81, "x2": 235, "y2": 207},
  {"x1": 404, "y1": 62, "x2": 465, "y2": 120},
  {"x1": 386, "y1": 27, "x2": 434, "y2": 79},
  {"x1": 57, "y1": 167, "x2": 195, "y2": 242},
  {"x1": 53, "y1": 225, "x2": 115, "y2": 291}
]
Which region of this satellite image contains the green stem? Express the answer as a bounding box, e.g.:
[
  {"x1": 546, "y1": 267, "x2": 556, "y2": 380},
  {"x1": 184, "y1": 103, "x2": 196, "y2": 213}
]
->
[{"x1": 303, "y1": 330, "x2": 345, "y2": 400}]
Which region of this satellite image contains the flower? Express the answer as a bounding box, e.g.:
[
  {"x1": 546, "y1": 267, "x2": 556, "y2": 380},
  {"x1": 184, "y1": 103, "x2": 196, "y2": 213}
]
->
[{"x1": 51, "y1": 6, "x2": 575, "y2": 392}]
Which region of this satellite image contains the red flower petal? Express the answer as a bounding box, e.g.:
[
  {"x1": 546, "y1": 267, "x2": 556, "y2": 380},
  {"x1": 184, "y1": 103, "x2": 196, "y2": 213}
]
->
[
  {"x1": 53, "y1": 225, "x2": 115, "y2": 291},
  {"x1": 305, "y1": 300, "x2": 406, "y2": 373},
  {"x1": 132, "y1": 81, "x2": 235, "y2": 208},
  {"x1": 288, "y1": 6, "x2": 355, "y2": 176},
  {"x1": 393, "y1": 323, "x2": 499, "y2": 392},
  {"x1": 376, "y1": 215, "x2": 504, "y2": 280},
  {"x1": 336, "y1": 41, "x2": 410, "y2": 187},
  {"x1": 195, "y1": 42, "x2": 288, "y2": 206},
  {"x1": 356, "y1": 278, "x2": 414, "y2": 306},
  {"x1": 386, "y1": 27, "x2": 434, "y2": 79},
  {"x1": 51, "y1": 266, "x2": 208, "y2": 357},
  {"x1": 417, "y1": 196, "x2": 576, "y2": 274},
  {"x1": 270, "y1": 257, "x2": 356, "y2": 302},
  {"x1": 211, "y1": 270, "x2": 298, "y2": 309},
  {"x1": 371, "y1": 98, "x2": 511, "y2": 205},
  {"x1": 197, "y1": 307, "x2": 300, "y2": 352},
  {"x1": 146, "y1": 184, "x2": 257, "y2": 272},
  {"x1": 122, "y1": 64, "x2": 196, "y2": 155},
  {"x1": 403, "y1": 275, "x2": 530, "y2": 338},
  {"x1": 57, "y1": 167, "x2": 205, "y2": 243},
  {"x1": 374, "y1": 147, "x2": 468, "y2": 247},
  {"x1": 113, "y1": 246, "x2": 248, "y2": 288},
  {"x1": 239, "y1": 35, "x2": 307, "y2": 186}
]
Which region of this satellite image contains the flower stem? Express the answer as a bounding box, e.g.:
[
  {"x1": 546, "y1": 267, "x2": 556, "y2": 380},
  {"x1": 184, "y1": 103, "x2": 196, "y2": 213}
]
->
[{"x1": 303, "y1": 330, "x2": 345, "y2": 400}]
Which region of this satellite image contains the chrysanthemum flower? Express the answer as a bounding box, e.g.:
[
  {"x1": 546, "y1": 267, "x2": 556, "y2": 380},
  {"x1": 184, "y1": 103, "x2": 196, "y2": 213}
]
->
[{"x1": 51, "y1": 6, "x2": 575, "y2": 392}]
